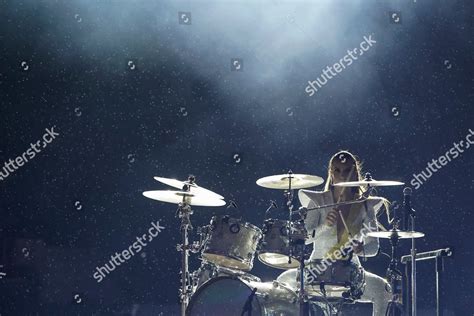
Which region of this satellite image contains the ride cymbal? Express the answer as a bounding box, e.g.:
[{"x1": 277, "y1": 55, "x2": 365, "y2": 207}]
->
[
  {"x1": 256, "y1": 173, "x2": 324, "y2": 190},
  {"x1": 333, "y1": 180, "x2": 404, "y2": 187},
  {"x1": 367, "y1": 230, "x2": 425, "y2": 239}
]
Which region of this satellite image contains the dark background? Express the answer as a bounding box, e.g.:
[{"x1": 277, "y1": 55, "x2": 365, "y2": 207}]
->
[{"x1": 0, "y1": 0, "x2": 472, "y2": 315}]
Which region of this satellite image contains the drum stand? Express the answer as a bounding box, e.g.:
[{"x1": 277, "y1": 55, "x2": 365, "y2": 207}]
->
[
  {"x1": 176, "y1": 201, "x2": 194, "y2": 316},
  {"x1": 282, "y1": 171, "x2": 311, "y2": 316},
  {"x1": 407, "y1": 201, "x2": 417, "y2": 316},
  {"x1": 385, "y1": 227, "x2": 404, "y2": 316}
]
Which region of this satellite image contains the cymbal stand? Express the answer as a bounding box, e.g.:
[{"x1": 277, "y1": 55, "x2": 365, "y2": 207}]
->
[
  {"x1": 385, "y1": 225, "x2": 404, "y2": 316},
  {"x1": 282, "y1": 170, "x2": 310, "y2": 316},
  {"x1": 176, "y1": 180, "x2": 195, "y2": 316}
]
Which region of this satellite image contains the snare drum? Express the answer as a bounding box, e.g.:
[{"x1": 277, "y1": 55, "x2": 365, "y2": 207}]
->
[
  {"x1": 258, "y1": 219, "x2": 306, "y2": 269},
  {"x1": 201, "y1": 215, "x2": 262, "y2": 271},
  {"x1": 304, "y1": 259, "x2": 365, "y2": 300}
]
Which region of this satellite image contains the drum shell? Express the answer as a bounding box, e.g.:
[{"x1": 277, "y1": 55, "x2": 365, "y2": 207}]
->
[
  {"x1": 187, "y1": 276, "x2": 299, "y2": 316},
  {"x1": 192, "y1": 261, "x2": 261, "y2": 292},
  {"x1": 201, "y1": 215, "x2": 262, "y2": 271},
  {"x1": 257, "y1": 219, "x2": 302, "y2": 269},
  {"x1": 304, "y1": 260, "x2": 365, "y2": 299}
]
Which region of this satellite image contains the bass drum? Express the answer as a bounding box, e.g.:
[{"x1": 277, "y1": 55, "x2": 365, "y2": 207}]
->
[{"x1": 187, "y1": 277, "x2": 299, "y2": 316}]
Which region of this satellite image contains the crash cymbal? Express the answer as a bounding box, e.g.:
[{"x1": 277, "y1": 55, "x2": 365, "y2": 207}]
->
[
  {"x1": 143, "y1": 190, "x2": 226, "y2": 207},
  {"x1": 367, "y1": 230, "x2": 425, "y2": 239},
  {"x1": 154, "y1": 176, "x2": 224, "y2": 200},
  {"x1": 333, "y1": 180, "x2": 404, "y2": 187},
  {"x1": 333, "y1": 172, "x2": 404, "y2": 187},
  {"x1": 256, "y1": 173, "x2": 324, "y2": 190}
]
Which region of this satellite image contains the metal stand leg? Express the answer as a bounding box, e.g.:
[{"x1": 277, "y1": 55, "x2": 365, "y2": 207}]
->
[
  {"x1": 410, "y1": 221, "x2": 417, "y2": 316},
  {"x1": 177, "y1": 204, "x2": 193, "y2": 316},
  {"x1": 385, "y1": 232, "x2": 404, "y2": 316},
  {"x1": 435, "y1": 257, "x2": 443, "y2": 316}
]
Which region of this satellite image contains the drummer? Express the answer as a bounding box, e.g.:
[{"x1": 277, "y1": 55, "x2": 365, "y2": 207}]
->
[{"x1": 277, "y1": 151, "x2": 392, "y2": 316}]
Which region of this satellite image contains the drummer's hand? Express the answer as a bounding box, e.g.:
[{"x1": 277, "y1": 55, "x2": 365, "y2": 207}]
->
[
  {"x1": 325, "y1": 209, "x2": 339, "y2": 226},
  {"x1": 353, "y1": 240, "x2": 364, "y2": 254}
]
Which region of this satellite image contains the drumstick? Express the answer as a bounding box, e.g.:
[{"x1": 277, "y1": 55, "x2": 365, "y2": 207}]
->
[
  {"x1": 338, "y1": 210, "x2": 353, "y2": 238},
  {"x1": 332, "y1": 164, "x2": 355, "y2": 233},
  {"x1": 333, "y1": 164, "x2": 356, "y2": 204}
]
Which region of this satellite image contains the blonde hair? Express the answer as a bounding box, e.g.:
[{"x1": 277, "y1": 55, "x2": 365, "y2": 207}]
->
[{"x1": 325, "y1": 150, "x2": 392, "y2": 224}]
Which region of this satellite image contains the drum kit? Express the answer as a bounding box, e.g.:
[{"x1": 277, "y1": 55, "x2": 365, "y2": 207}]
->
[{"x1": 143, "y1": 172, "x2": 426, "y2": 316}]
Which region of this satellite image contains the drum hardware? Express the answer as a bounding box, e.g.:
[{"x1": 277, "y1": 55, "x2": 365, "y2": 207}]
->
[
  {"x1": 264, "y1": 200, "x2": 278, "y2": 219},
  {"x1": 241, "y1": 287, "x2": 258, "y2": 316},
  {"x1": 191, "y1": 261, "x2": 262, "y2": 293},
  {"x1": 401, "y1": 247, "x2": 453, "y2": 316},
  {"x1": 257, "y1": 170, "x2": 323, "y2": 316},
  {"x1": 367, "y1": 224, "x2": 425, "y2": 316},
  {"x1": 258, "y1": 218, "x2": 306, "y2": 269},
  {"x1": 383, "y1": 222, "x2": 405, "y2": 316},
  {"x1": 227, "y1": 200, "x2": 239, "y2": 209},
  {"x1": 142, "y1": 175, "x2": 225, "y2": 316},
  {"x1": 201, "y1": 215, "x2": 262, "y2": 271},
  {"x1": 176, "y1": 196, "x2": 194, "y2": 316},
  {"x1": 404, "y1": 187, "x2": 417, "y2": 316}
]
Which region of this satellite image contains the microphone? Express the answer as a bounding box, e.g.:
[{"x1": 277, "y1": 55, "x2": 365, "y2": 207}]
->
[
  {"x1": 264, "y1": 200, "x2": 277, "y2": 219},
  {"x1": 227, "y1": 200, "x2": 238, "y2": 209},
  {"x1": 402, "y1": 187, "x2": 412, "y2": 231}
]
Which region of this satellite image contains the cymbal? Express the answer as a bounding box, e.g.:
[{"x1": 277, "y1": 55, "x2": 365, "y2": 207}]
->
[
  {"x1": 256, "y1": 173, "x2": 324, "y2": 190},
  {"x1": 143, "y1": 190, "x2": 226, "y2": 207},
  {"x1": 154, "y1": 176, "x2": 224, "y2": 200},
  {"x1": 367, "y1": 230, "x2": 425, "y2": 239},
  {"x1": 333, "y1": 180, "x2": 404, "y2": 187}
]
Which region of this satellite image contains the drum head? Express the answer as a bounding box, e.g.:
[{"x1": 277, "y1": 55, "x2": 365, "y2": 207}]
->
[
  {"x1": 258, "y1": 252, "x2": 300, "y2": 269},
  {"x1": 187, "y1": 277, "x2": 263, "y2": 316}
]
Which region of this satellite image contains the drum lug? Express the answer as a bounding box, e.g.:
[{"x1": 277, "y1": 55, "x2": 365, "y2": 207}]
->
[
  {"x1": 231, "y1": 249, "x2": 241, "y2": 257},
  {"x1": 229, "y1": 223, "x2": 240, "y2": 234}
]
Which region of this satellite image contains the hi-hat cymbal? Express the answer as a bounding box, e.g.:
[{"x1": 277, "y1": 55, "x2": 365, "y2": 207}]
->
[
  {"x1": 333, "y1": 180, "x2": 404, "y2": 187},
  {"x1": 256, "y1": 173, "x2": 324, "y2": 190},
  {"x1": 143, "y1": 190, "x2": 226, "y2": 207},
  {"x1": 154, "y1": 176, "x2": 224, "y2": 200},
  {"x1": 367, "y1": 230, "x2": 425, "y2": 239}
]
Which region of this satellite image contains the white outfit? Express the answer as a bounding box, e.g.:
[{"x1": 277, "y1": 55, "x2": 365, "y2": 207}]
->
[{"x1": 276, "y1": 189, "x2": 392, "y2": 316}]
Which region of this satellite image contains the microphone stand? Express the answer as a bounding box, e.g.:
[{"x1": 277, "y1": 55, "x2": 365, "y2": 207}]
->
[
  {"x1": 401, "y1": 248, "x2": 454, "y2": 316},
  {"x1": 403, "y1": 189, "x2": 417, "y2": 316},
  {"x1": 241, "y1": 288, "x2": 257, "y2": 316}
]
